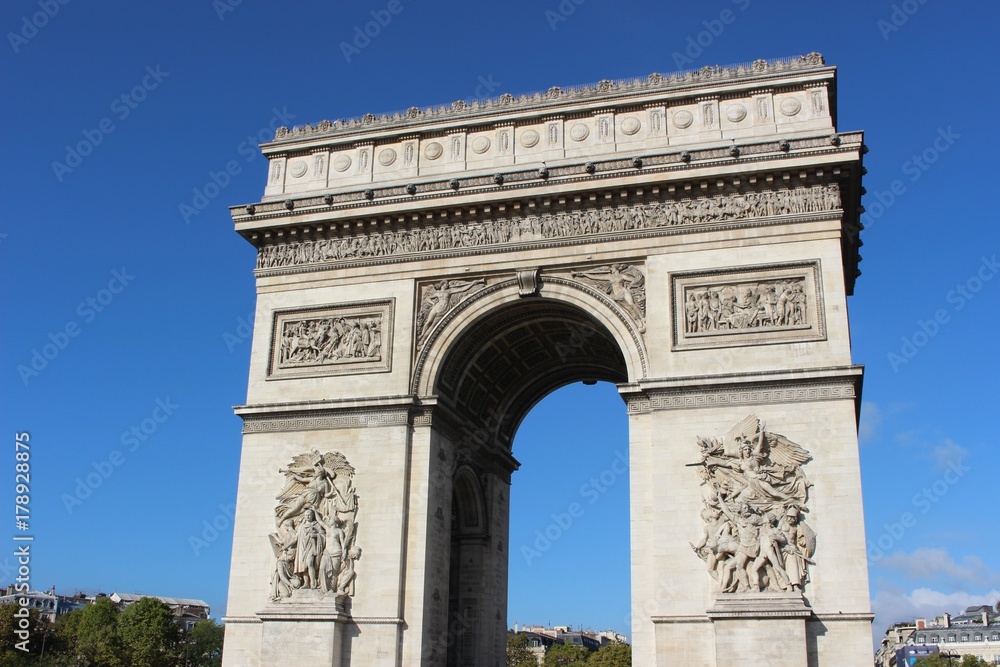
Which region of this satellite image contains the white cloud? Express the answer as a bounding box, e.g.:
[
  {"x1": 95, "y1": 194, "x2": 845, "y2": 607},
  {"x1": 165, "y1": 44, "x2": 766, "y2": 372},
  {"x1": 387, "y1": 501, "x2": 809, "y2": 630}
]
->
[
  {"x1": 881, "y1": 548, "x2": 1000, "y2": 589},
  {"x1": 930, "y1": 439, "x2": 969, "y2": 471},
  {"x1": 872, "y1": 586, "x2": 1000, "y2": 639},
  {"x1": 859, "y1": 402, "x2": 882, "y2": 444}
]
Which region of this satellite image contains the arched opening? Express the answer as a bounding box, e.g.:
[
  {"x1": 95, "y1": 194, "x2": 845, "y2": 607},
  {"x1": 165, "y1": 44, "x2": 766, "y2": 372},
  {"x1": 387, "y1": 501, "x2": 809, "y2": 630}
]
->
[
  {"x1": 430, "y1": 297, "x2": 632, "y2": 666},
  {"x1": 507, "y1": 380, "x2": 631, "y2": 639}
]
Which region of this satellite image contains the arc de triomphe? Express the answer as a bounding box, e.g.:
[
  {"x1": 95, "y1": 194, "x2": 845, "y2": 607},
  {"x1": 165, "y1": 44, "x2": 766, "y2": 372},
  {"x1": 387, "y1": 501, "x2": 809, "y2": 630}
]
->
[{"x1": 222, "y1": 54, "x2": 873, "y2": 666}]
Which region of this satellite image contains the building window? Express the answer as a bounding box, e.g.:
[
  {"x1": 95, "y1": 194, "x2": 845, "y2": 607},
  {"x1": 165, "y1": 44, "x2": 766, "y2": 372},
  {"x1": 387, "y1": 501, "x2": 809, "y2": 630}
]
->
[
  {"x1": 962, "y1": 635, "x2": 969, "y2": 642},
  {"x1": 931, "y1": 636, "x2": 939, "y2": 642},
  {"x1": 975, "y1": 634, "x2": 983, "y2": 641},
  {"x1": 992, "y1": 634, "x2": 1000, "y2": 642},
  {"x1": 947, "y1": 635, "x2": 956, "y2": 642}
]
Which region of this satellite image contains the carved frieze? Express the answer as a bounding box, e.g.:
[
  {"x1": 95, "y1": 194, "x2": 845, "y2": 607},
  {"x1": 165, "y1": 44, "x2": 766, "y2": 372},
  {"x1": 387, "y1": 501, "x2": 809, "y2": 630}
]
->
[
  {"x1": 414, "y1": 278, "x2": 488, "y2": 348},
  {"x1": 256, "y1": 184, "x2": 842, "y2": 270},
  {"x1": 672, "y1": 262, "x2": 825, "y2": 350},
  {"x1": 268, "y1": 300, "x2": 393, "y2": 379},
  {"x1": 570, "y1": 264, "x2": 646, "y2": 333},
  {"x1": 690, "y1": 415, "x2": 816, "y2": 594},
  {"x1": 270, "y1": 451, "x2": 361, "y2": 601}
]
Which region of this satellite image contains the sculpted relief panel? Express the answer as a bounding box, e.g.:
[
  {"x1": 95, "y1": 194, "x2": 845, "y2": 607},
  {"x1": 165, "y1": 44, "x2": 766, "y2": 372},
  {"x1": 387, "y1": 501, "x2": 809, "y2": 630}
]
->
[
  {"x1": 256, "y1": 184, "x2": 841, "y2": 270},
  {"x1": 569, "y1": 264, "x2": 646, "y2": 333},
  {"x1": 672, "y1": 262, "x2": 825, "y2": 349},
  {"x1": 691, "y1": 415, "x2": 816, "y2": 595},
  {"x1": 268, "y1": 300, "x2": 393, "y2": 378},
  {"x1": 269, "y1": 451, "x2": 361, "y2": 601},
  {"x1": 415, "y1": 278, "x2": 488, "y2": 349}
]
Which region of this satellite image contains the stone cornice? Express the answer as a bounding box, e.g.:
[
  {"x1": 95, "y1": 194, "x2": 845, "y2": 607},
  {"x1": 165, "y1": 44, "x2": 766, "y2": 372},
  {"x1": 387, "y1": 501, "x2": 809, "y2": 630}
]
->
[
  {"x1": 620, "y1": 365, "x2": 863, "y2": 414},
  {"x1": 234, "y1": 395, "x2": 430, "y2": 433},
  {"x1": 233, "y1": 132, "x2": 861, "y2": 229},
  {"x1": 263, "y1": 54, "x2": 830, "y2": 148}
]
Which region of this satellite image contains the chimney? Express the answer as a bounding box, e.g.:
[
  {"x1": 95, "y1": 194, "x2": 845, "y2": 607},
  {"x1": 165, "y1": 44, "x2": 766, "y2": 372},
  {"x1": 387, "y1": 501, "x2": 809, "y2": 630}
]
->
[
  {"x1": 943, "y1": 613, "x2": 951, "y2": 629},
  {"x1": 984, "y1": 611, "x2": 990, "y2": 626},
  {"x1": 916, "y1": 618, "x2": 926, "y2": 630},
  {"x1": 514, "y1": 622, "x2": 519, "y2": 633}
]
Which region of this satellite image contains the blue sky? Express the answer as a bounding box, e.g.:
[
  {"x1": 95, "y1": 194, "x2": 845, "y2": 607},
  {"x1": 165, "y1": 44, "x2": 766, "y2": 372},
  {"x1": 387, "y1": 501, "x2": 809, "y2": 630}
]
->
[{"x1": 2, "y1": 0, "x2": 998, "y2": 647}]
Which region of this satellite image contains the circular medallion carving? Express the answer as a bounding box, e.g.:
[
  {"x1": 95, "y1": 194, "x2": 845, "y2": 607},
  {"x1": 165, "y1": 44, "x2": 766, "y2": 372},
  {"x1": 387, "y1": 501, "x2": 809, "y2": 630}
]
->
[
  {"x1": 780, "y1": 97, "x2": 802, "y2": 116},
  {"x1": 725, "y1": 104, "x2": 748, "y2": 123},
  {"x1": 378, "y1": 148, "x2": 397, "y2": 166},
  {"x1": 569, "y1": 123, "x2": 590, "y2": 142},
  {"x1": 289, "y1": 160, "x2": 308, "y2": 178},
  {"x1": 333, "y1": 155, "x2": 352, "y2": 172},
  {"x1": 620, "y1": 117, "x2": 641, "y2": 135},
  {"x1": 519, "y1": 129, "x2": 540, "y2": 148},
  {"x1": 673, "y1": 110, "x2": 694, "y2": 129},
  {"x1": 423, "y1": 142, "x2": 443, "y2": 160},
  {"x1": 471, "y1": 136, "x2": 491, "y2": 154}
]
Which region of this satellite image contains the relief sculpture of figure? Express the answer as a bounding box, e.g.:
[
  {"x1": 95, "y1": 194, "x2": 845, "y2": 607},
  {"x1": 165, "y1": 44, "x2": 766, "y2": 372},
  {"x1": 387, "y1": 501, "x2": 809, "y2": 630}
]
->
[
  {"x1": 416, "y1": 278, "x2": 487, "y2": 346},
  {"x1": 690, "y1": 415, "x2": 816, "y2": 594},
  {"x1": 572, "y1": 264, "x2": 647, "y2": 333},
  {"x1": 268, "y1": 450, "x2": 362, "y2": 601}
]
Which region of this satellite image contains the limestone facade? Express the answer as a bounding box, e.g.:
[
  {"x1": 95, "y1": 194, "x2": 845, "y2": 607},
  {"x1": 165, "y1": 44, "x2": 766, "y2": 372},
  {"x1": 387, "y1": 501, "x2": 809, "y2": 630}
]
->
[{"x1": 223, "y1": 54, "x2": 872, "y2": 666}]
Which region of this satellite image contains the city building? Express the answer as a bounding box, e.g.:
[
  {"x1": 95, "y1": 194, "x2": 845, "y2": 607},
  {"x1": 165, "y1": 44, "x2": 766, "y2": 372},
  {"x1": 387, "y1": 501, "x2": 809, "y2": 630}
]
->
[
  {"x1": 110, "y1": 592, "x2": 210, "y2": 631},
  {"x1": 877, "y1": 605, "x2": 1000, "y2": 666}
]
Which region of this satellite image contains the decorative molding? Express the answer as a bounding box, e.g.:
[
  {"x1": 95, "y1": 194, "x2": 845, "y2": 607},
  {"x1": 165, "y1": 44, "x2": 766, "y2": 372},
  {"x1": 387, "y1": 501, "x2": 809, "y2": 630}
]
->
[
  {"x1": 516, "y1": 268, "x2": 541, "y2": 297},
  {"x1": 221, "y1": 616, "x2": 262, "y2": 625},
  {"x1": 672, "y1": 262, "x2": 826, "y2": 350},
  {"x1": 242, "y1": 410, "x2": 410, "y2": 434},
  {"x1": 267, "y1": 300, "x2": 393, "y2": 379},
  {"x1": 256, "y1": 184, "x2": 841, "y2": 271},
  {"x1": 811, "y1": 613, "x2": 876, "y2": 623},
  {"x1": 626, "y1": 382, "x2": 856, "y2": 414},
  {"x1": 650, "y1": 616, "x2": 713, "y2": 624},
  {"x1": 270, "y1": 54, "x2": 826, "y2": 143}
]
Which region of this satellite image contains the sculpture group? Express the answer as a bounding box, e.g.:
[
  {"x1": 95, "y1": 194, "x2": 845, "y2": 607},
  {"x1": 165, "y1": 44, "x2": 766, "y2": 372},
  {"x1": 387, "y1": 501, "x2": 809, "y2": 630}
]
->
[
  {"x1": 256, "y1": 185, "x2": 841, "y2": 270},
  {"x1": 278, "y1": 316, "x2": 382, "y2": 367},
  {"x1": 684, "y1": 279, "x2": 808, "y2": 334},
  {"x1": 691, "y1": 415, "x2": 816, "y2": 594},
  {"x1": 269, "y1": 451, "x2": 361, "y2": 600}
]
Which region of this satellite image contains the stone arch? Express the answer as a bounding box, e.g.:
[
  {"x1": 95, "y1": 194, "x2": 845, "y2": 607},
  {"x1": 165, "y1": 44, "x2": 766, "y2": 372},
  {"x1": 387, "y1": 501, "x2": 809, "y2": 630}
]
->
[{"x1": 412, "y1": 276, "x2": 645, "y2": 450}]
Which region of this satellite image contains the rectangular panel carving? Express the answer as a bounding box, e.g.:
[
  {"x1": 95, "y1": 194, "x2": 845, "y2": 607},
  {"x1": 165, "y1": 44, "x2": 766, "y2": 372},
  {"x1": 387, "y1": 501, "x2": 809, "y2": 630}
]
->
[
  {"x1": 672, "y1": 262, "x2": 825, "y2": 350},
  {"x1": 267, "y1": 299, "x2": 393, "y2": 379}
]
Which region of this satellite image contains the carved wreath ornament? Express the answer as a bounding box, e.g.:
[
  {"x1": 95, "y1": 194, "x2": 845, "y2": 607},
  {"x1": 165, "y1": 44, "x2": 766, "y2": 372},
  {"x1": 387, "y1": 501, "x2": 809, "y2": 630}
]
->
[
  {"x1": 690, "y1": 415, "x2": 816, "y2": 594},
  {"x1": 268, "y1": 451, "x2": 361, "y2": 601}
]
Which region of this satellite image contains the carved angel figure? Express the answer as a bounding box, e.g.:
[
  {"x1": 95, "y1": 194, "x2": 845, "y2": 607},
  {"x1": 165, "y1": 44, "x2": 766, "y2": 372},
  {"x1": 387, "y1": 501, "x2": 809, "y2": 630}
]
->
[
  {"x1": 269, "y1": 450, "x2": 361, "y2": 601},
  {"x1": 572, "y1": 264, "x2": 646, "y2": 332},
  {"x1": 690, "y1": 415, "x2": 816, "y2": 594},
  {"x1": 416, "y1": 279, "x2": 487, "y2": 346}
]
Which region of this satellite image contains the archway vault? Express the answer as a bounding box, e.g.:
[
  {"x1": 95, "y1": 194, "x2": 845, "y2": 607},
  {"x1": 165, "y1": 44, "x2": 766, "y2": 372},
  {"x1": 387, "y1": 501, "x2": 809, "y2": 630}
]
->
[{"x1": 412, "y1": 277, "x2": 642, "y2": 451}]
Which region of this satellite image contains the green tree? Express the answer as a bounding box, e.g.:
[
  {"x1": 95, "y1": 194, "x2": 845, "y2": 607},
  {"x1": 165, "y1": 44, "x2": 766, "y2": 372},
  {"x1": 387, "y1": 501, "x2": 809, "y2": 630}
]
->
[
  {"x1": 544, "y1": 641, "x2": 590, "y2": 667},
  {"x1": 73, "y1": 596, "x2": 124, "y2": 667},
  {"x1": 186, "y1": 618, "x2": 225, "y2": 667},
  {"x1": 0, "y1": 602, "x2": 51, "y2": 664},
  {"x1": 506, "y1": 633, "x2": 538, "y2": 667},
  {"x1": 587, "y1": 641, "x2": 631, "y2": 666},
  {"x1": 915, "y1": 655, "x2": 992, "y2": 667},
  {"x1": 118, "y1": 597, "x2": 179, "y2": 667}
]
